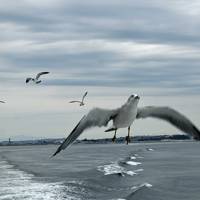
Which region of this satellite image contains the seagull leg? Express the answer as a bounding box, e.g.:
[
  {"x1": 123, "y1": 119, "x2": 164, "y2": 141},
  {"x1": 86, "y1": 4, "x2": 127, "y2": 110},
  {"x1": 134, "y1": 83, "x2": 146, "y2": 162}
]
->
[
  {"x1": 112, "y1": 129, "x2": 117, "y2": 143},
  {"x1": 125, "y1": 126, "x2": 131, "y2": 145}
]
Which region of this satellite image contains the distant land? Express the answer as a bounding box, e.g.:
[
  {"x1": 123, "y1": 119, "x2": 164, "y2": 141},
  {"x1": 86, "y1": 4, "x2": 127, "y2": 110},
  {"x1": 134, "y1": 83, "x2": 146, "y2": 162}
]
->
[{"x1": 0, "y1": 134, "x2": 191, "y2": 146}]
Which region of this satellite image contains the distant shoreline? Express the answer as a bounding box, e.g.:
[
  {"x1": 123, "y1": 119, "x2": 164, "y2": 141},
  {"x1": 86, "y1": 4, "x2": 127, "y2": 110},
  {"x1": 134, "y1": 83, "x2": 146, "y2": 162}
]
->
[{"x1": 0, "y1": 134, "x2": 190, "y2": 146}]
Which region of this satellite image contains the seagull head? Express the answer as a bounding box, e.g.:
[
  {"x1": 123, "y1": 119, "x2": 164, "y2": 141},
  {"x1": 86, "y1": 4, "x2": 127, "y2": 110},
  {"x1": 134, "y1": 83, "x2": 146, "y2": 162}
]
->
[{"x1": 127, "y1": 94, "x2": 140, "y2": 103}]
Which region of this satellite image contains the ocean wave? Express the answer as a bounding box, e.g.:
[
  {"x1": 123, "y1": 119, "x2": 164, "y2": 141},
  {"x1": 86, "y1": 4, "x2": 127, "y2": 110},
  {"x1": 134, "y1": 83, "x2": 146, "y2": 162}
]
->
[
  {"x1": 124, "y1": 182, "x2": 153, "y2": 199},
  {"x1": 131, "y1": 182, "x2": 153, "y2": 190},
  {"x1": 110, "y1": 182, "x2": 152, "y2": 200}
]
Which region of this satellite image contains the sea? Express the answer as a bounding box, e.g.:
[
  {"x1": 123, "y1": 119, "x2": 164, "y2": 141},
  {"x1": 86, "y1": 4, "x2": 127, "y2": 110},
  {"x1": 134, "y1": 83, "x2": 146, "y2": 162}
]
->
[{"x1": 0, "y1": 141, "x2": 200, "y2": 200}]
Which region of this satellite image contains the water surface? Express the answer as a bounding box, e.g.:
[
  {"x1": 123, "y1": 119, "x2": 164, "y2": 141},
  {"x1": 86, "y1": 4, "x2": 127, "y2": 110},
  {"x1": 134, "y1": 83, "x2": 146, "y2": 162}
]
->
[{"x1": 0, "y1": 141, "x2": 200, "y2": 200}]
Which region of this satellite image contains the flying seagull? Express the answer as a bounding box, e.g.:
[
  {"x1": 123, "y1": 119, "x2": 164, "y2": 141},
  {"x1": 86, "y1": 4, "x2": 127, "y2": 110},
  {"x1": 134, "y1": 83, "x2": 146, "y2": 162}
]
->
[
  {"x1": 26, "y1": 72, "x2": 49, "y2": 84},
  {"x1": 69, "y1": 91, "x2": 88, "y2": 106},
  {"x1": 52, "y1": 94, "x2": 200, "y2": 157}
]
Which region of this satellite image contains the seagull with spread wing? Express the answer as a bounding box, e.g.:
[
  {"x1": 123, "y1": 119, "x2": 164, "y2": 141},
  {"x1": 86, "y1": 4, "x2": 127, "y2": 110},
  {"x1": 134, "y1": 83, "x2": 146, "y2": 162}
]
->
[
  {"x1": 26, "y1": 72, "x2": 49, "y2": 84},
  {"x1": 69, "y1": 91, "x2": 88, "y2": 106},
  {"x1": 52, "y1": 94, "x2": 200, "y2": 157}
]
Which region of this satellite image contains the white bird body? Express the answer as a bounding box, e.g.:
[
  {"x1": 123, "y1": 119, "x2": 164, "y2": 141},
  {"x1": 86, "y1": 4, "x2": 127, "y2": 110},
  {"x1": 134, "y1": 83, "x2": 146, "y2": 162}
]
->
[{"x1": 113, "y1": 98, "x2": 138, "y2": 129}]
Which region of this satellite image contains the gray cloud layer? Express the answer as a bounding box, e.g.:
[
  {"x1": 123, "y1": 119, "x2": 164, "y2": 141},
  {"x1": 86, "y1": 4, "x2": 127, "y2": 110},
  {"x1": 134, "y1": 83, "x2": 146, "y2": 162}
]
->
[{"x1": 0, "y1": 0, "x2": 200, "y2": 94}]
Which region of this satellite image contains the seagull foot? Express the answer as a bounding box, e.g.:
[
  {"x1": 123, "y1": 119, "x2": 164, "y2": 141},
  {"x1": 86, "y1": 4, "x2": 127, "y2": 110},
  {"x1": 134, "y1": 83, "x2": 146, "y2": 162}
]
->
[
  {"x1": 112, "y1": 135, "x2": 116, "y2": 143},
  {"x1": 125, "y1": 136, "x2": 131, "y2": 145}
]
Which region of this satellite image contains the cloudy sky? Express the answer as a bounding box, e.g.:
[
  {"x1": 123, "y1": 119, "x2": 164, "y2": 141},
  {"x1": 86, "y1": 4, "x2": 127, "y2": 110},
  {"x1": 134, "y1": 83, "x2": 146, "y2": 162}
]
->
[{"x1": 0, "y1": 0, "x2": 200, "y2": 141}]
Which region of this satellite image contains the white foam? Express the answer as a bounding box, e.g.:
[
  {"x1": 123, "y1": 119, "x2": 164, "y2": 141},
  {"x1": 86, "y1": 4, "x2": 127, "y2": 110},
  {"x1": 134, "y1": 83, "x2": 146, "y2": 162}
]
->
[
  {"x1": 113, "y1": 199, "x2": 126, "y2": 200},
  {"x1": 146, "y1": 148, "x2": 154, "y2": 151},
  {"x1": 143, "y1": 183, "x2": 153, "y2": 187},
  {"x1": 131, "y1": 182, "x2": 153, "y2": 190},
  {"x1": 97, "y1": 162, "x2": 136, "y2": 176},
  {"x1": 130, "y1": 154, "x2": 144, "y2": 159},
  {"x1": 126, "y1": 171, "x2": 137, "y2": 176},
  {"x1": 134, "y1": 168, "x2": 144, "y2": 172},
  {"x1": 0, "y1": 160, "x2": 81, "y2": 200},
  {"x1": 126, "y1": 161, "x2": 141, "y2": 166}
]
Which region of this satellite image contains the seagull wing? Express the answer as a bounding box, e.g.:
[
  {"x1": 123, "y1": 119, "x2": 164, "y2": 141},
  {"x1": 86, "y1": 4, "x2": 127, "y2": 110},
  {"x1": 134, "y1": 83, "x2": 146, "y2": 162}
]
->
[
  {"x1": 36, "y1": 72, "x2": 49, "y2": 80},
  {"x1": 26, "y1": 78, "x2": 32, "y2": 83},
  {"x1": 69, "y1": 101, "x2": 82, "y2": 103},
  {"x1": 136, "y1": 106, "x2": 200, "y2": 140},
  {"x1": 82, "y1": 91, "x2": 88, "y2": 102},
  {"x1": 52, "y1": 108, "x2": 119, "y2": 157}
]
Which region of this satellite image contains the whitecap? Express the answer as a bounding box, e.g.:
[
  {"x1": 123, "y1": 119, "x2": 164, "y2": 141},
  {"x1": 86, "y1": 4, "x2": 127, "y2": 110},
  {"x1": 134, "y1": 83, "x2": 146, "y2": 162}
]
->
[
  {"x1": 126, "y1": 171, "x2": 137, "y2": 176},
  {"x1": 143, "y1": 183, "x2": 153, "y2": 187},
  {"x1": 131, "y1": 182, "x2": 153, "y2": 190},
  {"x1": 125, "y1": 161, "x2": 141, "y2": 166},
  {"x1": 146, "y1": 148, "x2": 154, "y2": 151}
]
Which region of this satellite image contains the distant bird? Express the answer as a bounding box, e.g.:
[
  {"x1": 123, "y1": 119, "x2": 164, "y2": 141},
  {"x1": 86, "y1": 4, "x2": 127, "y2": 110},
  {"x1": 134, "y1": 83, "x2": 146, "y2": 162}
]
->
[
  {"x1": 69, "y1": 91, "x2": 88, "y2": 106},
  {"x1": 52, "y1": 94, "x2": 200, "y2": 157},
  {"x1": 0, "y1": 100, "x2": 5, "y2": 103},
  {"x1": 26, "y1": 72, "x2": 49, "y2": 84}
]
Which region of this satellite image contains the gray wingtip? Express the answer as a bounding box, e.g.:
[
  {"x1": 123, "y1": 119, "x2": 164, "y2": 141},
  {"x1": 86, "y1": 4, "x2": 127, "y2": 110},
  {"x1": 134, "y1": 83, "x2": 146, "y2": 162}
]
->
[
  {"x1": 51, "y1": 144, "x2": 64, "y2": 158},
  {"x1": 51, "y1": 115, "x2": 87, "y2": 157},
  {"x1": 51, "y1": 148, "x2": 61, "y2": 158},
  {"x1": 192, "y1": 125, "x2": 200, "y2": 140}
]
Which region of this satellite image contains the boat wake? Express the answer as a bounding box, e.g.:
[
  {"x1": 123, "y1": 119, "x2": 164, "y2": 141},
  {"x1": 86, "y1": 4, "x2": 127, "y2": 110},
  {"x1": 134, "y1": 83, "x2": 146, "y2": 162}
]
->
[{"x1": 0, "y1": 160, "x2": 81, "y2": 200}]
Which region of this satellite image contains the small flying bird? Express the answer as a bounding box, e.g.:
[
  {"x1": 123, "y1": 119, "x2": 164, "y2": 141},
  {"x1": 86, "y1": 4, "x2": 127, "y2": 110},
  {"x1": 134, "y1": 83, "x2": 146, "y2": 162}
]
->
[
  {"x1": 69, "y1": 91, "x2": 88, "y2": 106},
  {"x1": 52, "y1": 94, "x2": 200, "y2": 157},
  {"x1": 0, "y1": 100, "x2": 5, "y2": 103},
  {"x1": 26, "y1": 72, "x2": 50, "y2": 84}
]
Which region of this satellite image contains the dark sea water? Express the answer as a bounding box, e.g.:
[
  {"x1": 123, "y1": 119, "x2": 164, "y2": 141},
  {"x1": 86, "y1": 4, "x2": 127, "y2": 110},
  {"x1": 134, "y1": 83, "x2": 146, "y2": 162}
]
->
[{"x1": 0, "y1": 141, "x2": 200, "y2": 200}]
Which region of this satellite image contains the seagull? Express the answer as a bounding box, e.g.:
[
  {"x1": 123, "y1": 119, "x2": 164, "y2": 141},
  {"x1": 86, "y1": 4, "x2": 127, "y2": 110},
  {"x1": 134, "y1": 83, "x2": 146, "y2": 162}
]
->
[
  {"x1": 52, "y1": 94, "x2": 200, "y2": 157},
  {"x1": 26, "y1": 72, "x2": 49, "y2": 84},
  {"x1": 69, "y1": 91, "x2": 88, "y2": 106}
]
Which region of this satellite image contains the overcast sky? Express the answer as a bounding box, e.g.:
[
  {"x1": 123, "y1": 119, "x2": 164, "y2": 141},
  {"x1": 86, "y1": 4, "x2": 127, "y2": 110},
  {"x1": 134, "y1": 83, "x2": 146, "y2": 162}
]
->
[{"x1": 0, "y1": 0, "x2": 200, "y2": 141}]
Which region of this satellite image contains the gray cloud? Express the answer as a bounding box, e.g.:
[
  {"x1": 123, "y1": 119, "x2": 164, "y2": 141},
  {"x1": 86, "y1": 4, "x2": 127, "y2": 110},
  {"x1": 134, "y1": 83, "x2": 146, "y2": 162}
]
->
[{"x1": 0, "y1": 0, "x2": 200, "y2": 139}]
